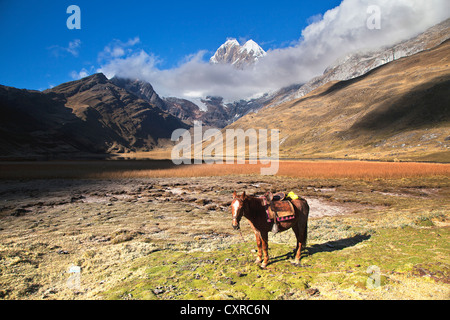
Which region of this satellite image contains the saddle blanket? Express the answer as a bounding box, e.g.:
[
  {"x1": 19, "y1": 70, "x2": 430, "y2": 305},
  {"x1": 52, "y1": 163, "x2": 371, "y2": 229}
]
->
[
  {"x1": 267, "y1": 214, "x2": 296, "y2": 223},
  {"x1": 266, "y1": 200, "x2": 296, "y2": 222}
]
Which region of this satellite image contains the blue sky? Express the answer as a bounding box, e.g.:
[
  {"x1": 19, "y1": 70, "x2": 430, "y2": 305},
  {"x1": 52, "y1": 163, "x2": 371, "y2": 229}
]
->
[
  {"x1": 0, "y1": 0, "x2": 342, "y2": 90},
  {"x1": 0, "y1": 0, "x2": 448, "y2": 100}
]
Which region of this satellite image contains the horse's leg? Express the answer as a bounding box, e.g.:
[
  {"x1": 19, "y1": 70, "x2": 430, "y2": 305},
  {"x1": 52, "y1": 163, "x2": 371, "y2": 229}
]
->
[
  {"x1": 292, "y1": 224, "x2": 302, "y2": 265},
  {"x1": 254, "y1": 232, "x2": 263, "y2": 264},
  {"x1": 260, "y1": 232, "x2": 269, "y2": 268}
]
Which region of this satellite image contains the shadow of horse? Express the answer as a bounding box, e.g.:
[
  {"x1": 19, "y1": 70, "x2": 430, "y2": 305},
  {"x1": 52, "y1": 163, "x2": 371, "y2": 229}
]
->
[
  {"x1": 268, "y1": 234, "x2": 371, "y2": 266},
  {"x1": 307, "y1": 234, "x2": 371, "y2": 255}
]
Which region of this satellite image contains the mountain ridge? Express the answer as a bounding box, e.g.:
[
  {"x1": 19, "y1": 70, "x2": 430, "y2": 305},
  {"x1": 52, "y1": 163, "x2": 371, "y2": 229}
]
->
[
  {"x1": 1, "y1": 19, "x2": 449, "y2": 160},
  {"x1": 108, "y1": 20, "x2": 450, "y2": 131},
  {"x1": 223, "y1": 39, "x2": 450, "y2": 162},
  {"x1": 263, "y1": 18, "x2": 450, "y2": 109},
  {"x1": 0, "y1": 74, "x2": 188, "y2": 158}
]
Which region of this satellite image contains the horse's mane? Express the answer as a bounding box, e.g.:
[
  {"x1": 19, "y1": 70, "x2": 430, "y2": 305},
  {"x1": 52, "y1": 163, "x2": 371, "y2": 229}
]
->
[
  {"x1": 245, "y1": 195, "x2": 263, "y2": 202},
  {"x1": 244, "y1": 195, "x2": 266, "y2": 211}
]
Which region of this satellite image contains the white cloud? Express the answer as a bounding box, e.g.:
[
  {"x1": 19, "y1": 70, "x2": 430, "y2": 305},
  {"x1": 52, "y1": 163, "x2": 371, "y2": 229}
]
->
[
  {"x1": 98, "y1": 49, "x2": 161, "y2": 80},
  {"x1": 306, "y1": 13, "x2": 323, "y2": 25},
  {"x1": 48, "y1": 39, "x2": 81, "y2": 57},
  {"x1": 70, "y1": 68, "x2": 90, "y2": 80},
  {"x1": 67, "y1": 39, "x2": 82, "y2": 57},
  {"x1": 98, "y1": 0, "x2": 449, "y2": 101},
  {"x1": 98, "y1": 37, "x2": 140, "y2": 62}
]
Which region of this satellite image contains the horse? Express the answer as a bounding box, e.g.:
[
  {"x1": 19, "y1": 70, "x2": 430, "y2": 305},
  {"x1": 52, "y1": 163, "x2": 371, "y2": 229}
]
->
[{"x1": 231, "y1": 191, "x2": 309, "y2": 268}]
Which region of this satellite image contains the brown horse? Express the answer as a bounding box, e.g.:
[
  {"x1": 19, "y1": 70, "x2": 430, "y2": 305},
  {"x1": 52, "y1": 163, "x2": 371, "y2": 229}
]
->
[{"x1": 231, "y1": 191, "x2": 309, "y2": 268}]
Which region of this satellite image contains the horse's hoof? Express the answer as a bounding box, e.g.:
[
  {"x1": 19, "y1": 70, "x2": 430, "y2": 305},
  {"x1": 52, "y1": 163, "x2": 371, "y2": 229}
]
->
[
  {"x1": 290, "y1": 259, "x2": 301, "y2": 266},
  {"x1": 260, "y1": 263, "x2": 268, "y2": 269},
  {"x1": 255, "y1": 258, "x2": 262, "y2": 264}
]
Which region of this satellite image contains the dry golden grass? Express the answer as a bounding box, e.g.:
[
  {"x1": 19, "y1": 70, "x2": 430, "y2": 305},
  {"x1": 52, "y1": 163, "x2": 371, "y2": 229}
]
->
[
  {"x1": 0, "y1": 160, "x2": 448, "y2": 180},
  {"x1": 276, "y1": 161, "x2": 450, "y2": 179},
  {"x1": 91, "y1": 161, "x2": 450, "y2": 180}
]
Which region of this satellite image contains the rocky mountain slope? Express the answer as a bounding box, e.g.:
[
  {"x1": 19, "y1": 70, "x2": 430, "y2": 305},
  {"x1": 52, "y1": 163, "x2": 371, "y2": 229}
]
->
[
  {"x1": 1, "y1": 20, "x2": 449, "y2": 160},
  {"x1": 223, "y1": 39, "x2": 450, "y2": 162},
  {"x1": 0, "y1": 85, "x2": 90, "y2": 158},
  {"x1": 110, "y1": 76, "x2": 274, "y2": 128},
  {"x1": 262, "y1": 18, "x2": 450, "y2": 109},
  {"x1": 155, "y1": 19, "x2": 450, "y2": 129},
  {"x1": 0, "y1": 74, "x2": 188, "y2": 158},
  {"x1": 110, "y1": 77, "x2": 227, "y2": 128},
  {"x1": 111, "y1": 20, "x2": 450, "y2": 131},
  {"x1": 106, "y1": 39, "x2": 269, "y2": 129}
]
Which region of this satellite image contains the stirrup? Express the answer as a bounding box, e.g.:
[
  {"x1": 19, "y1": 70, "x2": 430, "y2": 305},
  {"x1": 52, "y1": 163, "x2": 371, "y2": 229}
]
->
[{"x1": 271, "y1": 222, "x2": 279, "y2": 234}]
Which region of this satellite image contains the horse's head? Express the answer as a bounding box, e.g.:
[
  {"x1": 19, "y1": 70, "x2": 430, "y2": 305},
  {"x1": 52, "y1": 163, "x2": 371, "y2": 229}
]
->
[{"x1": 230, "y1": 191, "x2": 247, "y2": 230}]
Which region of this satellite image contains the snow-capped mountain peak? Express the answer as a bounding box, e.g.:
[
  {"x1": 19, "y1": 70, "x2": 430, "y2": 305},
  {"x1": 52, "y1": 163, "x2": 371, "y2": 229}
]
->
[
  {"x1": 239, "y1": 40, "x2": 266, "y2": 58},
  {"x1": 210, "y1": 39, "x2": 266, "y2": 69},
  {"x1": 224, "y1": 39, "x2": 240, "y2": 47}
]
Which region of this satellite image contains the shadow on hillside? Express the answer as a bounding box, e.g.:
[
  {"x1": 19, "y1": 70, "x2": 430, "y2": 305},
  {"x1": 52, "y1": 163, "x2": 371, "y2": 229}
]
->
[{"x1": 350, "y1": 76, "x2": 450, "y2": 132}]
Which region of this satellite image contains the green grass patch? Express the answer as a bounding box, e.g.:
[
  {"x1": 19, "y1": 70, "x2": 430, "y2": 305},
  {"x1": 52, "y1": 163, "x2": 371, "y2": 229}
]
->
[{"x1": 101, "y1": 225, "x2": 449, "y2": 300}]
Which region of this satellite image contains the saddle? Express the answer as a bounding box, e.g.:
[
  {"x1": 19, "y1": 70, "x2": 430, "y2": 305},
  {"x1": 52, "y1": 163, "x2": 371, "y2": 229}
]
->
[
  {"x1": 268, "y1": 200, "x2": 295, "y2": 221},
  {"x1": 263, "y1": 192, "x2": 296, "y2": 225},
  {"x1": 269, "y1": 192, "x2": 285, "y2": 202}
]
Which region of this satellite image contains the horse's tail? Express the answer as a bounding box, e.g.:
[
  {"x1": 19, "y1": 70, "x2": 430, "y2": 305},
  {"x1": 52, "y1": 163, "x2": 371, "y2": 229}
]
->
[
  {"x1": 292, "y1": 197, "x2": 309, "y2": 246},
  {"x1": 301, "y1": 198, "x2": 309, "y2": 246}
]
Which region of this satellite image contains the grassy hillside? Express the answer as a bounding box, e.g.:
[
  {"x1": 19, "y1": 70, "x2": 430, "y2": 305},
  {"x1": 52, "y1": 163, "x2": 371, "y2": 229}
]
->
[{"x1": 225, "y1": 40, "x2": 450, "y2": 162}]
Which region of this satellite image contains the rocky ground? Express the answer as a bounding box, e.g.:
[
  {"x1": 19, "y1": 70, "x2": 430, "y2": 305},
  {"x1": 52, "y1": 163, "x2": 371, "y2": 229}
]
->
[{"x1": 0, "y1": 175, "x2": 448, "y2": 300}]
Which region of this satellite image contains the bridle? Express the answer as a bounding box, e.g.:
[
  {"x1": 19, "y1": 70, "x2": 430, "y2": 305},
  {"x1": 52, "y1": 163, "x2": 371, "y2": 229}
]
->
[
  {"x1": 231, "y1": 198, "x2": 245, "y2": 230},
  {"x1": 231, "y1": 198, "x2": 247, "y2": 243}
]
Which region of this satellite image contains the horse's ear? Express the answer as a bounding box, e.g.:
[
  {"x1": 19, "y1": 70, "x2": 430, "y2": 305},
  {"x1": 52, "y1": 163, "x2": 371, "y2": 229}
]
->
[
  {"x1": 242, "y1": 191, "x2": 246, "y2": 199},
  {"x1": 233, "y1": 191, "x2": 237, "y2": 199}
]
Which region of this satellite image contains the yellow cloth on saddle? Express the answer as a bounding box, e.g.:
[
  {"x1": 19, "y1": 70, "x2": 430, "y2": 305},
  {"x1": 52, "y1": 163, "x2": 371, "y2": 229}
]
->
[{"x1": 287, "y1": 192, "x2": 299, "y2": 200}]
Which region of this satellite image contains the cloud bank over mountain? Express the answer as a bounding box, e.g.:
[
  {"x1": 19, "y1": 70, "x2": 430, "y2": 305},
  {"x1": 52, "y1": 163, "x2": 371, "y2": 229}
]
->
[{"x1": 98, "y1": 0, "x2": 449, "y2": 101}]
